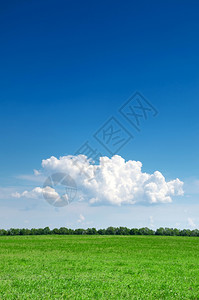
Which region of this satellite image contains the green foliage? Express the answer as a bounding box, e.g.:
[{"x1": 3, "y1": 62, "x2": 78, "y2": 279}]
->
[{"x1": 0, "y1": 227, "x2": 198, "y2": 236}]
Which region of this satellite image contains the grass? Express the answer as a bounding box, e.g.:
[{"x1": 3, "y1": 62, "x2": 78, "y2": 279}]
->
[{"x1": 0, "y1": 235, "x2": 199, "y2": 299}]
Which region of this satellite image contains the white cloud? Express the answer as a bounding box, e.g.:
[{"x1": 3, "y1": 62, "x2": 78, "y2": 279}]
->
[
  {"x1": 33, "y1": 169, "x2": 41, "y2": 176},
  {"x1": 0, "y1": 187, "x2": 22, "y2": 199},
  {"x1": 149, "y1": 216, "x2": 155, "y2": 228},
  {"x1": 13, "y1": 154, "x2": 184, "y2": 206},
  {"x1": 12, "y1": 186, "x2": 58, "y2": 200},
  {"x1": 12, "y1": 187, "x2": 43, "y2": 199},
  {"x1": 11, "y1": 192, "x2": 21, "y2": 198},
  {"x1": 187, "y1": 217, "x2": 196, "y2": 229},
  {"x1": 77, "y1": 214, "x2": 85, "y2": 223},
  {"x1": 12, "y1": 185, "x2": 70, "y2": 207}
]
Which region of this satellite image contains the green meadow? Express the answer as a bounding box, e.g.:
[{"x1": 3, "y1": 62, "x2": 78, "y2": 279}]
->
[{"x1": 0, "y1": 235, "x2": 198, "y2": 299}]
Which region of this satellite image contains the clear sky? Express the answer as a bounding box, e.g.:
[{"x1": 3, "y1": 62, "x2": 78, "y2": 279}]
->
[{"x1": 0, "y1": 0, "x2": 199, "y2": 229}]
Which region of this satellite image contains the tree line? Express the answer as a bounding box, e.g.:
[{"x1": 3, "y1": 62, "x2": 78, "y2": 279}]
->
[{"x1": 0, "y1": 227, "x2": 198, "y2": 236}]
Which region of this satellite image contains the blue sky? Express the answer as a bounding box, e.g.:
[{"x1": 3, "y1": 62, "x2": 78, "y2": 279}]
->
[{"x1": 0, "y1": 0, "x2": 199, "y2": 229}]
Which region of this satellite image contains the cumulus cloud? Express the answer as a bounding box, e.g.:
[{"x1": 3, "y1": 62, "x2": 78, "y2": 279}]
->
[
  {"x1": 77, "y1": 214, "x2": 85, "y2": 223},
  {"x1": 187, "y1": 217, "x2": 196, "y2": 229},
  {"x1": 13, "y1": 154, "x2": 184, "y2": 206},
  {"x1": 12, "y1": 186, "x2": 58, "y2": 200},
  {"x1": 12, "y1": 186, "x2": 69, "y2": 207},
  {"x1": 0, "y1": 187, "x2": 20, "y2": 199},
  {"x1": 33, "y1": 169, "x2": 41, "y2": 176}
]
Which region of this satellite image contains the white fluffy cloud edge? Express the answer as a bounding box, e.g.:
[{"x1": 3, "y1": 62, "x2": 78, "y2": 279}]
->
[{"x1": 12, "y1": 154, "x2": 184, "y2": 206}]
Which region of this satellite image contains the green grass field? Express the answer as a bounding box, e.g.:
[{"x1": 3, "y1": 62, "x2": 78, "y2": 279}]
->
[{"x1": 0, "y1": 235, "x2": 199, "y2": 299}]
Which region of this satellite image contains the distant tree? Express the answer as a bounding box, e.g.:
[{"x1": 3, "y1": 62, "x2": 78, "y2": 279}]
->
[
  {"x1": 68, "y1": 229, "x2": 74, "y2": 235},
  {"x1": 97, "y1": 229, "x2": 106, "y2": 235},
  {"x1": 43, "y1": 227, "x2": 51, "y2": 235},
  {"x1": 105, "y1": 227, "x2": 116, "y2": 235},
  {"x1": 180, "y1": 229, "x2": 191, "y2": 236},
  {"x1": 7, "y1": 228, "x2": 20, "y2": 236},
  {"x1": 0, "y1": 226, "x2": 198, "y2": 236},
  {"x1": 74, "y1": 228, "x2": 85, "y2": 235},
  {"x1": 173, "y1": 228, "x2": 180, "y2": 236},
  {"x1": 191, "y1": 229, "x2": 199, "y2": 237},
  {"x1": 86, "y1": 228, "x2": 97, "y2": 235},
  {"x1": 155, "y1": 227, "x2": 165, "y2": 235},
  {"x1": 116, "y1": 227, "x2": 130, "y2": 235},
  {"x1": 0, "y1": 229, "x2": 7, "y2": 236},
  {"x1": 164, "y1": 228, "x2": 173, "y2": 236},
  {"x1": 36, "y1": 228, "x2": 45, "y2": 235},
  {"x1": 19, "y1": 228, "x2": 30, "y2": 235},
  {"x1": 30, "y1": 228, "x2": 37, "y2": 235},
  {"x1": 59, "y1": 227, "x2": 69, "y2": 235},
  {"x1": 138, "y1": 227, "x2": 154, "y2": 235},
  {"x1": 130, "y1": 228, "x2": 139, "y2": 235},
  {"x1": 52, "y1": 228, "x2": 60, "y2": 235}
]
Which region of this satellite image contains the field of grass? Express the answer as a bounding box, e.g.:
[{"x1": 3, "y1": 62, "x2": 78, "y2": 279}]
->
[{"x1": 0, "y1": 235, "x2": 199, "y2": 299}]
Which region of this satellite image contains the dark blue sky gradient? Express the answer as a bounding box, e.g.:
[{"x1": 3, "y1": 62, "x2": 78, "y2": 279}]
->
[{"x1": 0, "y1": 0, "x2": 199, "y2": 182}]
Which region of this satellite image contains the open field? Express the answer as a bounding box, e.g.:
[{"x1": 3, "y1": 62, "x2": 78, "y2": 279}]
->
[{"x1": 0, "y1": 235, "x2": 199, "y2": 299}]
